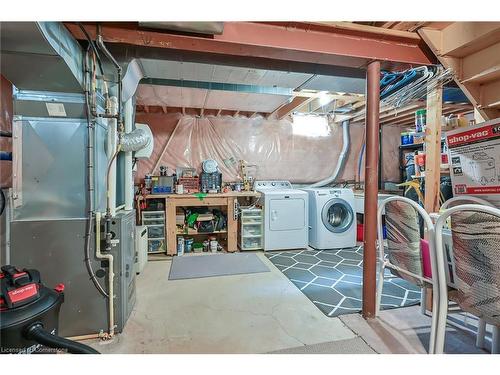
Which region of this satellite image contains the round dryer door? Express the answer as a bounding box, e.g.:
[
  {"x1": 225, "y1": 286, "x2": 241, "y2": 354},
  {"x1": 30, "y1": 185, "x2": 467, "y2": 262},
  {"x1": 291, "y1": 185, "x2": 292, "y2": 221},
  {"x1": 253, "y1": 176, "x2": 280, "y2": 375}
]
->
[{"x1": 321, "y1": 198, "x2": 354, "y2": 233}]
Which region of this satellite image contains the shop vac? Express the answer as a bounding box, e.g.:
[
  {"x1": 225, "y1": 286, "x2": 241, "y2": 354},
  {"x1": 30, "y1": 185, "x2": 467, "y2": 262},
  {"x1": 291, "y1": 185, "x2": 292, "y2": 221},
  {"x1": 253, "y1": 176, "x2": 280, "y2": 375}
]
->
[{"x1": 0, "y1": 265, "x2": 99, "y2": 354}]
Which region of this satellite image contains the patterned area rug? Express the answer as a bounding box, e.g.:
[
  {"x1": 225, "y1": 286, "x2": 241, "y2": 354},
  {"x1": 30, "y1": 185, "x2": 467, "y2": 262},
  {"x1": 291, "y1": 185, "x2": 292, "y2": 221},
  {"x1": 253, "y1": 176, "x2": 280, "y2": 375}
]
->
[{"x1": 265, "y1": 246, "x2": 421, "y2": 317}]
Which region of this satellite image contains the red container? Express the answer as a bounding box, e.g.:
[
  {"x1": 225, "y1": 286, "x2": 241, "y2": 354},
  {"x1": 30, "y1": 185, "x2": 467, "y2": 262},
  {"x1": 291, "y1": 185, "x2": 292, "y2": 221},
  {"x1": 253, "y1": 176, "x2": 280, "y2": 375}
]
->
[{"x1": 357, "y1": 224, "x2": 364, "y2": 242}]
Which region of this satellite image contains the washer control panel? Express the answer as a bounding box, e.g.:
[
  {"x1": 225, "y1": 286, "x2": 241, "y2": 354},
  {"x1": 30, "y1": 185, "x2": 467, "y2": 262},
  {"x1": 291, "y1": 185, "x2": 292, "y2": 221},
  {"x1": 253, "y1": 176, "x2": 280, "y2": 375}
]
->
[{"x1": 254, "y1": 180, "x2": 292, "y2": 190}]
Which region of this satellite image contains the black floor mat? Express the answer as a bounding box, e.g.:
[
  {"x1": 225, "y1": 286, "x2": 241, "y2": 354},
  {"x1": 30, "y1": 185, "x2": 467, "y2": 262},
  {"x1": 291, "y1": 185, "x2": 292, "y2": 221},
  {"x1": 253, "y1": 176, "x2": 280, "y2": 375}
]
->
[{"x1": 265, "y1": 246, "x2": 421, "y2": 317}]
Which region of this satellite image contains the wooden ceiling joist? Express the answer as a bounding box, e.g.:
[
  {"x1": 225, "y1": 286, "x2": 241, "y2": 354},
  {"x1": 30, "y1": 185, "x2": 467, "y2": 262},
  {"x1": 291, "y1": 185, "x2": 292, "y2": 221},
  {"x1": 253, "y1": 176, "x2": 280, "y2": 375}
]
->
[
  {"x1": 135, "y1": 104, "x2": 268, "y2": 118},
  {"x1": 270, "y1": 96, "x2": 315, "y2": 120}
]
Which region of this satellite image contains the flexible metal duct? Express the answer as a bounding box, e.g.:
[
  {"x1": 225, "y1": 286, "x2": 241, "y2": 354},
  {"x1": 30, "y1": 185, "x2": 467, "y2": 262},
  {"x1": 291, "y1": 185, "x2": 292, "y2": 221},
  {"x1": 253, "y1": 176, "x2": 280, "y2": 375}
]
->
[
  {"x1": 308, "y1": 119, "x2": 351, "y2": 187},
  {"x1": 120, "y1": 128, "x2": 151, "y2": 152}
]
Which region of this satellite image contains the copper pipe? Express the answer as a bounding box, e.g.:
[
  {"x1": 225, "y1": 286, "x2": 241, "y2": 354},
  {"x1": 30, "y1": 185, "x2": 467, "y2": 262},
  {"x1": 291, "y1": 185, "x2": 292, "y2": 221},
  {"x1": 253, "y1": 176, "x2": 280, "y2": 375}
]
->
[{"x1": 362, "y1": 60, "x2": 380, "y2": 319}]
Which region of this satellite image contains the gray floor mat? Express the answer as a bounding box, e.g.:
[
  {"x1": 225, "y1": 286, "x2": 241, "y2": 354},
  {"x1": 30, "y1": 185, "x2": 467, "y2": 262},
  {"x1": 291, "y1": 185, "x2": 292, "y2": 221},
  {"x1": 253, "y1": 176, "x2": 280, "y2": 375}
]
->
[
  {"x1": 268, "y1": 337, "x2": 376, "y2": 354},
  {"x1": 266, "y1": 246, "x2": 421, "y2": 317},
  {"x1": 169, "y1": 253, "x2": 270, "y2": 280}
]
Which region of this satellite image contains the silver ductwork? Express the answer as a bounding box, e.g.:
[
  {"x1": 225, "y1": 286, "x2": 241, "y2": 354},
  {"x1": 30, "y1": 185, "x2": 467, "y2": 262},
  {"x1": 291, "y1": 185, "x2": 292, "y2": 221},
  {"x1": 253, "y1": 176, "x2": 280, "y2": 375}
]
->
[
  {"x1": 120, "y1": 128, "x2": 151, "y2": 152},
  {"x1": 0, "y1": 22, "x2": 84, "y2": 93},
  {"x1": 309, "y1": 120, "x2": 351, "y2": 187}
]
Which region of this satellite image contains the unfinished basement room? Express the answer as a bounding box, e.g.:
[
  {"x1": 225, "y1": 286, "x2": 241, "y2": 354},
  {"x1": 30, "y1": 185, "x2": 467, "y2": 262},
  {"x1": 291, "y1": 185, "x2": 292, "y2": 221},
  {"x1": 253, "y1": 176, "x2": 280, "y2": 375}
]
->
[{"x1": 1, "y1": 1, "x2": 500, "y2": 373}]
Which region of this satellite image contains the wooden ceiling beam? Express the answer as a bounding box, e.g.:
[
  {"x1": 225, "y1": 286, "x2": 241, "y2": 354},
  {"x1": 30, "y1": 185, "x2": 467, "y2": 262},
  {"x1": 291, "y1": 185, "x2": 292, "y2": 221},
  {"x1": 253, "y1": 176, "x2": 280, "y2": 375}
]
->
[{"x1": 270, "y1": 96, "x2": 315, "y2": 120}]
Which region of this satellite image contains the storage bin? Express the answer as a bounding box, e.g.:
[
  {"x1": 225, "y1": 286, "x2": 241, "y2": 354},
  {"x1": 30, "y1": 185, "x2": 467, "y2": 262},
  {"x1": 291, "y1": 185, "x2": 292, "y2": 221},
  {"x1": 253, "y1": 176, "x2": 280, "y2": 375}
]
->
[
  {"x1": 148, "y1": 239, "x2": 165, "y2": 253},
  {"x1": 239, "y1": 208, "x2": 264, "y2": 250},
  {"x1": 142, "y1": 211, "x2": 165, "y2": 219},
  {"x1": 147, "y1": 225, "x2": 165, "y2": 239}
]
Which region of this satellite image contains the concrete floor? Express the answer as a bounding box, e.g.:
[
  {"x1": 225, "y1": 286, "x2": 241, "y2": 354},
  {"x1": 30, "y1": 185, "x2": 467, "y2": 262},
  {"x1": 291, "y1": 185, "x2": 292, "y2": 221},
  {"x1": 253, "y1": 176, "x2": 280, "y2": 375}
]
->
[
  {"x1": 340, "y1": 306, "x2": 488, "y2": 354},
  {"x1": 85, "y1": 252, "x2": 489, "y2": 354},
  {"x1": 87, "y1": 253, "x2": 357, "y2": 353}
]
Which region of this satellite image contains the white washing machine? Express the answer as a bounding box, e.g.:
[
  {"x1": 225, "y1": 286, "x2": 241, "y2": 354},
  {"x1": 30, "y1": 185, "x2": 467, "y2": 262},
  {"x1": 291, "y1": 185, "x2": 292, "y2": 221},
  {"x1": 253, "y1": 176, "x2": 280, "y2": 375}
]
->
[
  {"x1": 255, "y1": 181, "x2": 308, "y2": 251},
  {"x1": 302, "y1": 188, "x2": 357, "y2": 249}
]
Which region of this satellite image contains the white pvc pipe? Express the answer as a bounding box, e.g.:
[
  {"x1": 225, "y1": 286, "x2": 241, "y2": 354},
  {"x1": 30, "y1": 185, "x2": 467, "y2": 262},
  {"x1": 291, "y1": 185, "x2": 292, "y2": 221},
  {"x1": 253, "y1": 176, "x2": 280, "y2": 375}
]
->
[
  {"x1": 95, "y1": 212, "x2": 115, "y2": 337},
  {"x1": 124, "y1": 99, "x2": 133, "y2": 211},
  {"x1": 107, "y1": 97, "x2": 118, "y2": 217}
]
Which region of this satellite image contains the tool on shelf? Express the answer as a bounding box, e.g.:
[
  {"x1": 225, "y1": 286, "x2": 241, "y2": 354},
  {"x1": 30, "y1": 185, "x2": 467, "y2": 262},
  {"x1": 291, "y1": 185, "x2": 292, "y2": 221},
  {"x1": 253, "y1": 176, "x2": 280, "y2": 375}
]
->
[{"x1": 200, "y1": 159, "x2": 222, "y2": 193}]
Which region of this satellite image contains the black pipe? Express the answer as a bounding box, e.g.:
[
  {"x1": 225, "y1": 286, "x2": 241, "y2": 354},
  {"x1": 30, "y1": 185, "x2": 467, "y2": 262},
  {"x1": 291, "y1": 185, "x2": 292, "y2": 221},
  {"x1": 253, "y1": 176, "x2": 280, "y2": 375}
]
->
[
  {"x1": 0, "y1": 130, "x2": 12, "y2": 138},
  {"x1": 25, "y1": 324, "x2": 100, "y2": 354}
]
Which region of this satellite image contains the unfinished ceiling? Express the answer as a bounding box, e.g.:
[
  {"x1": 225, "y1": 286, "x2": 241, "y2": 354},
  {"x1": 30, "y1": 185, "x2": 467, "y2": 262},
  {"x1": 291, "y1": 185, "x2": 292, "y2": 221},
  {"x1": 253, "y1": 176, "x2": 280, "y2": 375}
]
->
[
  {"x1": 135, "y1": 59, "x2": 366, "y2": 116},
  {"x1": 136, "y1": 84, "x2": 293, "y2": 114}
]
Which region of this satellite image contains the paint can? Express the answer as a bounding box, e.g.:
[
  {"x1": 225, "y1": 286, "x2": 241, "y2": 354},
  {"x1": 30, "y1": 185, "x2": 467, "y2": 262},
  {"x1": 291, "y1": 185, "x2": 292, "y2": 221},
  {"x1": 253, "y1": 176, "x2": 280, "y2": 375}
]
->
[
  {"x1": 209, "y1": 237, "x2": 218, "y2": 253},
  {"x1": 184, "y1": 238, "x2": 194, "y2": 253}
]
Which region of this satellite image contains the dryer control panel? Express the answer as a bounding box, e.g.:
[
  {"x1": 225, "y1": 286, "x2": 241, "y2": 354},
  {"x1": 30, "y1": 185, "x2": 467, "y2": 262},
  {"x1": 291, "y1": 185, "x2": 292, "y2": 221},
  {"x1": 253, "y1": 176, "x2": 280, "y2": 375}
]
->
[{"x1": 254, "y1": 180, "x2": 292, "y2": 190}]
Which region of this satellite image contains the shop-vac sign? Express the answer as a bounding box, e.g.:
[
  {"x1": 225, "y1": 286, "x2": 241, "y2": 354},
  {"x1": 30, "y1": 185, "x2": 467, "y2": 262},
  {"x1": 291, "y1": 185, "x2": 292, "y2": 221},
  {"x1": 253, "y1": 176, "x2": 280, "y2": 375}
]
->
[{"x1": 446, "y1": 119, "x2": 500, "y2": 200}]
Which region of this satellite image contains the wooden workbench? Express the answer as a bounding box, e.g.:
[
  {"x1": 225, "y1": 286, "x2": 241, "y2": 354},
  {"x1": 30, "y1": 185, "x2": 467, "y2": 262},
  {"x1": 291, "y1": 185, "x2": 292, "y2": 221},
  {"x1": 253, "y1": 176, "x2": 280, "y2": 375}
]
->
[{"x1": 143, "y1": 192, "x2": 261, "y2": 255}]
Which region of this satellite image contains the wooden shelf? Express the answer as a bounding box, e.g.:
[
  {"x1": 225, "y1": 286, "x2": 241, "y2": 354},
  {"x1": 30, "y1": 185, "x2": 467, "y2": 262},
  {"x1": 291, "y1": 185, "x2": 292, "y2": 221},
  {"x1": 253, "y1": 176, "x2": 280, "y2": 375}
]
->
[{"x1": 176, "y1": 229, "x2": 227, "y2": 235}]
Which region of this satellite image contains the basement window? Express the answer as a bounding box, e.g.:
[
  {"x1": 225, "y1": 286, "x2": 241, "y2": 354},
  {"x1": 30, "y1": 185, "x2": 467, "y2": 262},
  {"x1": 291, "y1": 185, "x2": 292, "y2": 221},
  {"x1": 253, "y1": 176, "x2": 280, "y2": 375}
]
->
[{"x1": 291, "y1": 114, "x2": 331, "y2": 137}]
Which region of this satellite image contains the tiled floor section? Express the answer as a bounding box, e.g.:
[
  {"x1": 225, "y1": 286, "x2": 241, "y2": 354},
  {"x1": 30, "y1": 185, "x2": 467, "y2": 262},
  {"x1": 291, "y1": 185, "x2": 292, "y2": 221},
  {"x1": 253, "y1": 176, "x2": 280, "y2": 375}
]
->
[{"x1": 265, "y1": 246, "x2": 421, "y2": 317}]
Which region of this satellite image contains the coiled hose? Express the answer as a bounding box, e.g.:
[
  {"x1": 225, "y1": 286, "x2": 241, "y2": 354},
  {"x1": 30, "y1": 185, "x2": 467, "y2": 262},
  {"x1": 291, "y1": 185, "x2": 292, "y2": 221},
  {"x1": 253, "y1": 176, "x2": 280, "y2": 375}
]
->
[{"x1": 26, "y1": 324, "x2": 100, "y2": 354}]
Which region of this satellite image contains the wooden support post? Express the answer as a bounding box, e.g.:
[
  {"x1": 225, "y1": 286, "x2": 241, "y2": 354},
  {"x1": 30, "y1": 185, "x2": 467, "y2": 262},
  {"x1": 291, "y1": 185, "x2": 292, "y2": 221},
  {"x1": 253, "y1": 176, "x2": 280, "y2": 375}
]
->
[
  {"x1": 423, "y1": 77, "x2": 443, "y2": 311},
  {"x1": 362, "y1": 61, "x2": 380, "y2": 319},
  {"x1": 424, "y1": 82, "x2": 443, "y2": 215},
  {"x1": 166, "y1": 198, "x2": 177, "y2": 255},
  {"x1": 227, "y1": 197, "x2": 237, "y2": 252}
]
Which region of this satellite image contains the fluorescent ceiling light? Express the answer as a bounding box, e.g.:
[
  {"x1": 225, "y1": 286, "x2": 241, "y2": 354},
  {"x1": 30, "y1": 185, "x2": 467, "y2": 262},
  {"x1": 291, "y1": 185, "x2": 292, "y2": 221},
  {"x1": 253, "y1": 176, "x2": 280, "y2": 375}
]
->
[{"x1": 318, "y1": 91, "x2": 330, "y2": 106}]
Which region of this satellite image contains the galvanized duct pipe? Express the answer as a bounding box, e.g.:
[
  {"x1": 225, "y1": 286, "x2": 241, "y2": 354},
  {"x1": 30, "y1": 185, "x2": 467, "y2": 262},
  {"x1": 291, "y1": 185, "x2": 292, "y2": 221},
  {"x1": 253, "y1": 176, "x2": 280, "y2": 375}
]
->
[{"x1": 308, "y1": 119, "x2": 351, "y2": 187}]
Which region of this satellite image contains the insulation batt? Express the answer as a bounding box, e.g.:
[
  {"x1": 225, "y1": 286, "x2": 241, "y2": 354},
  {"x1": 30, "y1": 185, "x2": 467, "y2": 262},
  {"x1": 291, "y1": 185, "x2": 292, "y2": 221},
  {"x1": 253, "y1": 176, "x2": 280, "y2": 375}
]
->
[{"x1": 135, "y1": 113, "x2": 402, "y2": 184}]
